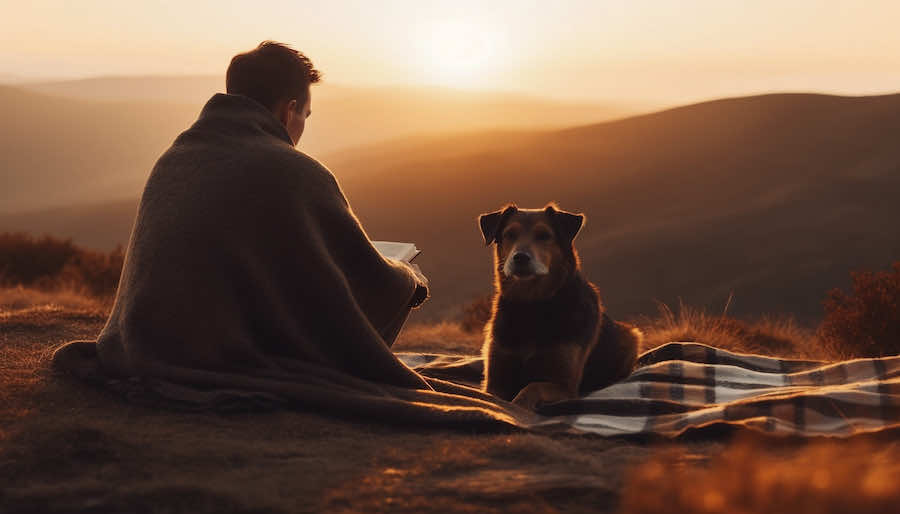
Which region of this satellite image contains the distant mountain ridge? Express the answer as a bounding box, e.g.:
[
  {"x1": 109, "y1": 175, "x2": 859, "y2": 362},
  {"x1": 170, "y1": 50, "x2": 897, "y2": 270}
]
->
[
  {"x1": 0, "y1": 86, "x2": 198, "y2": 213},
  {"x1": 336, "y1": 92, "x2": 900, "y2": 322},
  {"x1": 3, "y1": 91, "x2": 899, "y2": 324},
  {"x1": 1, "y1": 78, "x2": 632, "y2": 212}
]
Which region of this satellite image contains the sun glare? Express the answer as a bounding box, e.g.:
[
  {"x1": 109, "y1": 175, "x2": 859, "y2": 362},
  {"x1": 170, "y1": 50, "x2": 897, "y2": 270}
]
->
[{"x1": 416, "y1": 20, "x2": 507, "y2": 88}]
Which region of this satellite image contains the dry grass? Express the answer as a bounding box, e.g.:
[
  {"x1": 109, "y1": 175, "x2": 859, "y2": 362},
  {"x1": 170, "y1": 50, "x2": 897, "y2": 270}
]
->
[
  {"x1": 0, "y1": 231, "x2": 123, "y2": 302},
  {"x1": 0, "y1": 305, "x2": 662, "y2": 514},
  {"x1": 3, "y1": 294, "x2": 899, "y2": 513},
  {"x1": 0, "y1": 304, "x2": 107, "y2": 442},
  {"x1": 0, "y1": 285, "x2": 108, "y2": 315},
  {"x1": 638, "y1": 302, "x2": 826, "y2": 360},
  {"x1": 442, "y1": 296, "x2": 828, "y2": 361},
  {"x1": 394, "y1": 321, "x2": 483, "y2": 354},
  {"x1": 621, "y1": 436, "x2": 900, "y2": 514}
]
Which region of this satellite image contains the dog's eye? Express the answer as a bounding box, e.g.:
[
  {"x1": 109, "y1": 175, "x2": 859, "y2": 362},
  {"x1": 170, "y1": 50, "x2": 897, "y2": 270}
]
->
[
  {"x1": 535, "y1": 231, "x2": 552, "y2": 241},
  {"x1": 502, "y1": 230, "x2": 518, "y2": 241}
]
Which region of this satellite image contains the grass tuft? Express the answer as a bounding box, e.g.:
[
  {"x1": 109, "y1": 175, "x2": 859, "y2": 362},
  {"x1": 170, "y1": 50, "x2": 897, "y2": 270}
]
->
[
  {"x1": 637, "y1": 302, "x2": 825, "y2": 360},
  {"x1": 0, "y1": 286, "x2": 108, "y2": 316}
]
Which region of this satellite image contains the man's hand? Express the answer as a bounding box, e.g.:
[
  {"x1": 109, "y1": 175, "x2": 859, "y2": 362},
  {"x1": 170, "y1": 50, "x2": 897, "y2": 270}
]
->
[
  {"x1": 407, "y1": 263, "x2": 428, "y2": 286},
  {"x1": 406, "y1": 263, "x2": 430, "y2": 308}
]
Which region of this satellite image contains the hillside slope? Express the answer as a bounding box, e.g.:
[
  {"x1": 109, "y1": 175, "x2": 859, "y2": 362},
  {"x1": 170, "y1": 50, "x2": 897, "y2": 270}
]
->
[
  {"x1": 0, "y1": 199, "x2": 138, "y2": 250},
  {"x1": 334, "y1": 93, "x2": 900, "y2": 322},
  {"x1": 3, "y1": 80, "x2": 630, "y2": 212},
  {"x1": 4, "y1": 93, "x2": 899, "y2": 322},
  {"x1": 0, "y1": 86, "x2": 197, "y2": 213}
]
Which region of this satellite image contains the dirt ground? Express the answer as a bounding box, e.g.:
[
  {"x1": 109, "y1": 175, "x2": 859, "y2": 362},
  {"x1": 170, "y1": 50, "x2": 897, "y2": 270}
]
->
[{"x1": 1, "y1": 307, "x2": 898, "y2": 513}]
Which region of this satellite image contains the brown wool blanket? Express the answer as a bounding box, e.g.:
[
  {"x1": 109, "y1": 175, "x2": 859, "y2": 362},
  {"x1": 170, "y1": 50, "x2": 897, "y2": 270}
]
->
[{"x1": 54, "y1": 340, "x2": 900, "y2": 437}]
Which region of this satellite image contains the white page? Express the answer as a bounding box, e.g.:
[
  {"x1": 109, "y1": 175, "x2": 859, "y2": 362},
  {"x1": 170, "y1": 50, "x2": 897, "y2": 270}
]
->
[{"x1": 372, "y1": 241, "x2": 420, "y2": 263}]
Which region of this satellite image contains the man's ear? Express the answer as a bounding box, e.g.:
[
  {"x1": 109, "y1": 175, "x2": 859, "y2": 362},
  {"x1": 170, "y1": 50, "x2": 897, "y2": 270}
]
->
[
  {"x1": 276, "y1": 99, "x2": 297, "y2": 125},
  {"x1": 478, "y1": 204, "x2": 517, "y2": 246},
  {"x1": 544, "y1": 204, "x2": 584, "y2": 245}
]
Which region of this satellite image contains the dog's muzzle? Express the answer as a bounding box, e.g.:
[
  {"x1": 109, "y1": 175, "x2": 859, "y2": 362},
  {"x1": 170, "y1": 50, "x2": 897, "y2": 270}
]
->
[{"x1": 504, "y1": 251, "x2": 548, "y2": 278}]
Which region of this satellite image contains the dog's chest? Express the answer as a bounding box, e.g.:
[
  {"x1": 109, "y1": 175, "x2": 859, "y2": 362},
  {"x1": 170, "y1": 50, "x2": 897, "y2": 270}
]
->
[{"x1": 491, "y1": 301, "x2": 595, "y2": 349}]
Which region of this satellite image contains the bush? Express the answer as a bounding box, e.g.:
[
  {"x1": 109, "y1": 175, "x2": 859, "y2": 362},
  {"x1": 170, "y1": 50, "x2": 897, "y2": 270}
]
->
[
  {"x1": 0, "y1": 232, "x2": 124, "y2": 299},
  {"x1": 460, "y1": 293, "x2": 493, "y2": 333},
  {"x1": 0, "y1": 233, "x2": 79, "y2": 286},
  {"x1": 56, "y1": 245, "x2": 125, "y2": 298},
  {"x1": 819, "y1": 261, "x2": 900, "y2": 358}
]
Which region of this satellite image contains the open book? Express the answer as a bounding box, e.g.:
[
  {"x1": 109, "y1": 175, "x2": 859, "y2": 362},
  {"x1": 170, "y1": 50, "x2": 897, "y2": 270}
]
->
[{"x1": 372, "y1": 241, "x2": 420, "y2": 263}]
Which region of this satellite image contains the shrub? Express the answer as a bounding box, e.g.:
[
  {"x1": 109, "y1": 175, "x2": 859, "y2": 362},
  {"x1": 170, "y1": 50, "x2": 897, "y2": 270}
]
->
[
  {"x1": 0, "y1": 233, "x2": 79, "y2": 286},
  {"x1": 0, "y1": 232, "x2": 124, "y2": 300},
  {"x1": 460, "y1": 293, "x2": 493, "y2": 333},
  {"x1": 56, "y1": 244, "x2": 125, "y2": 298},
  {"x1": 819, "y1": 261, "x2": 900, "y2": 358}
]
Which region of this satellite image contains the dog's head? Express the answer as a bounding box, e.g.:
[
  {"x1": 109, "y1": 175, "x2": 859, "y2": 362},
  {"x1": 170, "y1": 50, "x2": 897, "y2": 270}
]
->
[{"x1": 478, "y1": 203, "x2": 584, "y2": 301}]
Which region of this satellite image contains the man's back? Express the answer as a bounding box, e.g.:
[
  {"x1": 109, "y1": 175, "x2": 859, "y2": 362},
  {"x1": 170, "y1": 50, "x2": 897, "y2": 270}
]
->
[{"x1": 95, "y1": 92, "x2": 428, "y2": 389}]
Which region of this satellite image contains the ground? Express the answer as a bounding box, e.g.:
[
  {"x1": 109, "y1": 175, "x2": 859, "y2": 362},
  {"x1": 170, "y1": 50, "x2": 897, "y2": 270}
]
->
[{"x1": 1, "y1": 302, "x2": 898, "y2": 513}]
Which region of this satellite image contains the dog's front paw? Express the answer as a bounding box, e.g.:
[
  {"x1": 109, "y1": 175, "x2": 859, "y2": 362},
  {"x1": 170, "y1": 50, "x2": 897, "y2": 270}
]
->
[{"x1": 511, "y1": 381, "x2": 571, "y2": 411}]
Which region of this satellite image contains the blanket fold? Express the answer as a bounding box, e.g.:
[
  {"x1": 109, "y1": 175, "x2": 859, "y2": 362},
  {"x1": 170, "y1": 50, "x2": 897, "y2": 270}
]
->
[
  {"x1": 51, "y1": 340, "x2": 543, "y2": 430},
  {"x1": 54, "y1": 339, "x2": 900, "y2": 437},
  {"x1": 398, "y1": 343, "x2": 900, "y2": 437}
]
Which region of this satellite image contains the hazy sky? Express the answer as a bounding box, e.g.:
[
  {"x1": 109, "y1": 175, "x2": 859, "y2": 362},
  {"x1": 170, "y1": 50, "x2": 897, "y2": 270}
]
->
[{"x1": 3, "y1": 0, "x2": 900, "y2": 103}]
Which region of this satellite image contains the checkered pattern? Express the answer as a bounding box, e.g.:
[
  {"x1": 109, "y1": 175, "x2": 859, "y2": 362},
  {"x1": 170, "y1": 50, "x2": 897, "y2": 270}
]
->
[{"x1": 399, "y1": 342, "x2": 900, "y2": 437}]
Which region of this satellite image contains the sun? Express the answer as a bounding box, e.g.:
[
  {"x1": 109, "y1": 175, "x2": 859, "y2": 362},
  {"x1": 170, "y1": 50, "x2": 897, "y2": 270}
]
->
[{"x1": 417, "y1": 20, "x2": 506, "y2": 88}]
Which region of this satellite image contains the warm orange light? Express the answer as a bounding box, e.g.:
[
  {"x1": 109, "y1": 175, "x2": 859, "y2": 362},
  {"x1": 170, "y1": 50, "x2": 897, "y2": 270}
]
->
[{"x1": 416, "y1": 20, "x2": 508, "y2": 88}]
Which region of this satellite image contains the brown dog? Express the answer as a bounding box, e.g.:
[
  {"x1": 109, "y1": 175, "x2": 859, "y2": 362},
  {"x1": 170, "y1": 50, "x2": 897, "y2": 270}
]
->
[{"x1": 478, "y1": 203, "x2": 641, "y2": 410}]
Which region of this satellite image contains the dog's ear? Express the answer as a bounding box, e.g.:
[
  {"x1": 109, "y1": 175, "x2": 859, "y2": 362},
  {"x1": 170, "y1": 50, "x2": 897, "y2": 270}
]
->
[
  {"x1": 544, "y1": 204, "x2": 584, "y2": 245},
  {"x1": 478, "y1": 204, "x2": 518, "y2": 245}
]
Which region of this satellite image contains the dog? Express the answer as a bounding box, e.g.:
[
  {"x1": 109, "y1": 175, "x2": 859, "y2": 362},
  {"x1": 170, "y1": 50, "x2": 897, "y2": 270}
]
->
[{"x1": 478, "y1": 203, "x2": 641, "y2": 410}]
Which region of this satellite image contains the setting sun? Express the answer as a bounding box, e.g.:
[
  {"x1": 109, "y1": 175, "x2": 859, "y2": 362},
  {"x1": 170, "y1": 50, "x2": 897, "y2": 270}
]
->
[{"x1": 416, "y1": 20, "x2": 508, "y2": 87}]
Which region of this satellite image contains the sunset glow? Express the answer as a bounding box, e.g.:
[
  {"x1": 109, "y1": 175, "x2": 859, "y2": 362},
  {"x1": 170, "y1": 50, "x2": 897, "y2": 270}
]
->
[
  {"x1": 3, "y1": 1, "x2": 900, "y2": 512},
  {"x1": 416, "y1": 20, "x2": 508, "y2": 87},
  {"x1": 2, "y1": 1, "x2": 900, "y2": 103}
]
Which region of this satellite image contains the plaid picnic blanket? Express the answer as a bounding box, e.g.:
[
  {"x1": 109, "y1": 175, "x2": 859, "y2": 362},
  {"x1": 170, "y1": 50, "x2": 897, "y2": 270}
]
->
[{"x1": 400, "y1": 342, "x2": 900, "y2": 437}]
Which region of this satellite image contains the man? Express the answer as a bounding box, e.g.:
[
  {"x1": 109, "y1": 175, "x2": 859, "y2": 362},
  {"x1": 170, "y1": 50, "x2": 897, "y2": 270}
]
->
[{"x1": 83, "y1": 41, "x2": 431, "y2": 391}]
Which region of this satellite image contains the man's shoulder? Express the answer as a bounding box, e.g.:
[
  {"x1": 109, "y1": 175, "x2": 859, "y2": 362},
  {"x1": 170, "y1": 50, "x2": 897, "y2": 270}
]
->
[
  {"x1": 284, "y1": 148, "x2": 330, "y2": 173},
  {"x1": 158, "y1": 130, "x2": 339, "y2": 193},
  {"x1": 275, "y1": 148, "x2": 338, "y2": 185}
]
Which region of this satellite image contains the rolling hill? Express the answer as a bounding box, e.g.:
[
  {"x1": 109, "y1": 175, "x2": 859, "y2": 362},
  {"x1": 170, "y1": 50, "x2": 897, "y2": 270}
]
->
[
  {"x1": 3, "y1": 92, "x2": 899, "y2": 323},
  {"x1": 334, "y1": 92, "x2": 900, "y2": 322},
  {"x1": 2, "y1": 80, "x2": 632, "y2": 212},
  {"x1": 24, "y1": 75, "x2": 637, "y2": 133},
  {"x1": 25, "y1": 76, "x2": 637, "y2": 154},
  {"x1": 0, "y1": 86, "x2": 198, "y2": 213}
]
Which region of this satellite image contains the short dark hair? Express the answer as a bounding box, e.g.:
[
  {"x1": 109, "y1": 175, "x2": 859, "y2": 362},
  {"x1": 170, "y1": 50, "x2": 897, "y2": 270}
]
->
[{"x1": 226, "y1": 41, "x2": 321, "y2": 112}]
